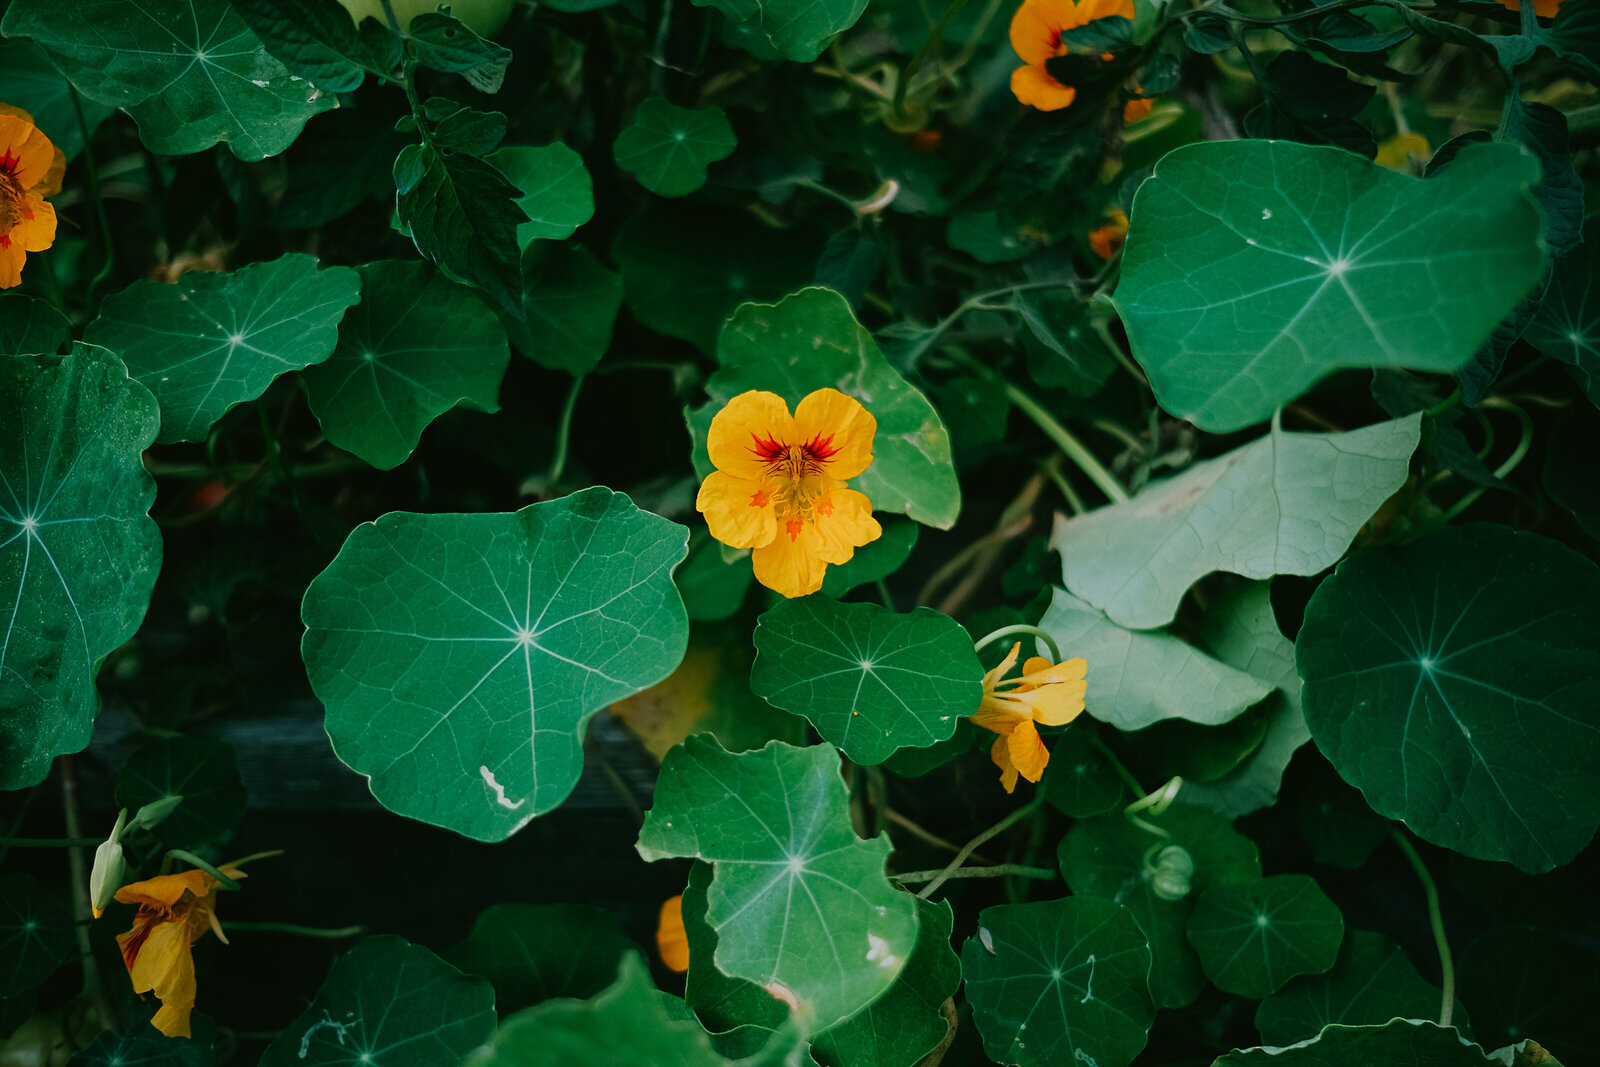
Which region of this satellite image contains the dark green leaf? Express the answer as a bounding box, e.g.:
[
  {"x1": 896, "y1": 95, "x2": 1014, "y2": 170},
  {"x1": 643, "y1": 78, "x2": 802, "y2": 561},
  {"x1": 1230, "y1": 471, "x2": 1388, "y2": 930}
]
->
[
  {"x1": 1543, "y1": 406, "x2": 1600, "y2": 538},
  {"x1": 946, "y1": 212, "x2": 1035, "y2": 264},
  {"x1": 408, "y1": 12, "x2": 511, "y2": 93},
  {"x1": 1243, "y1": 50, "x2": 1376, "y2": 156},
  {"x1": 1019, "y1": 290, "x2": 1118, "y2": 395},
  {"x1": 227, "y1": 0, "x2": 400, "y2": 91},
  {"x1": 819, "y1": 520, "x2": 918, "y2": 597},
  {"x1": 1458, "y1": 925, "x2": 1599, "y2": 1062},
  {"x1": 71, "y1": 1012, "x2": 216, "y2": 1066},
  {"x1": 488, "y1": 144, "x2": 595, "y2": 246},
  {"x1": 1525, "y1": 217, "x2": 1600, "y2": 407},
  {"x1": 677, "y1": 539, "x2": 754, "y2": 622},
  {"x1": 682, "y1": 861, "x2": 787, "y2": 1033},
  {"x1": 446, "y1": 904, "x2": 638, "y2": 1015},
  {"x1": 613, "y1": 99, "x2": 737, "y2": 198},
  {"x1": 505, "y1": 242, "x2": 622, "y2": 375},
  {"x1": 1186, "y1": 874, "x2": 1344, "y2": 998},
  {"x1": 433, "y1": 107, "x2": 510, "y2": 156},
  {"x1": 114, "y1": 735, "x2": 247, "y2": 850},
  {"x1": 0, "y1": 294, "x2": 69, "y2": 356},
  {"x1": 1040, "y1": 727, "x2": 1124, "y2": 818},
  {"x1": 814, "y1": 228, "x2": 882, "y2": 311},
  {"x1": 395, "y1": 143, "x2": 527, "y2": 318},
  {"x1": 272, "y1": 107, "x2": 409, "y2": 229},
  {"x1": 1297, "y1": 524, "x2": 1600, "y2": 873},
  {"x1": 1058, "y1": 14, "x2": 1135, "y2": 51},
  {"x1": 0, "y1": 39, "x2": 116, "y2": 162},
  {"x1": 689, "y1": 0, "x2": 868, "y2": 61},
  {"x1": 0, "y1": 875, "x2": 71, "y2": 998},
  {"x1": 1500, "y1": 96, "x2": 1583, "y2": 259}
]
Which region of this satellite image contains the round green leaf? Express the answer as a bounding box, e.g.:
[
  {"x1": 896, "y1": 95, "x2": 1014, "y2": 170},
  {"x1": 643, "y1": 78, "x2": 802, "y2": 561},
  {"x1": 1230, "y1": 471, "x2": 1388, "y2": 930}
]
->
[
  {"x1": 687, "y1": 288, "x2": 962, "y2": 529},
  {"x1": 751, "y1": 598, "x2": 981, "y2": 765},
  {"x1": 1458, "y1": 925, "x2": 1598, "y2": 1062},
  {"x1": 302, "y1": 488, "x2": 690, "y2": 841},
  {"x1": 1060, "y1": 804, "x2": 1262, "y2": 1008},
  {"x1": 114, "y1": 735, "x2": 247, "y2": 850},
  {"x1": 1037, "y1": 588, "x2": 1272, "y2": 731},
  {"x1": 960, "y1": 896, "x2": 1156, "y2": 1067},
  {"x1": 819, "y1": 520, "x2": 918, "y2": 598},
  {"x1": 1257, "y1": 930, "x2": 1464, "y2": 1047},
  {"x1": 1113, "y1": 140, "x2": 1545, "y2": 432},
  {"x1": 0, "y1": 874, "x2": 71, "y2": 999},
  {"x1": 636, "y1": 737, "x2": 919, "y2": 1031},
  {"x1": 489, "y1": 144, "x2": 596, "y2": 246},
  {"x1": 0, "y1": 293, "x2": 69, "y2": 356},
  {"x1": 1, "y1": 344, "x2": 161, "y2": 790},
  {"x1": 1186, "y1": 874, "x2": 1344, "y2": 998},
  {"x1": 613, "y1": 99, "x2": 737, "y2": 198},
  {"x1": 261, "y1": 936, "x2": 495, "y2": 1067},
  {"x1": 506, "y1": 242, "x2": 624, "y2": 375},
  {"x1": 1297, "y1": 524, "x2": 1600, "y2": 873},
  {"x1": 446, "y1": 904, "x2": 638, "y2": 1015},
  {"x1": 1040, "y1": 727, "x2": 1125, "y2": 818},
  {"x1": 1525, "y1": 216, "x2": 1600, "y2": 407},
  {"x1": 0, "y1": 39, "x2": 116, "y2": 163},
  {"x1": 677, "y1": 539, "x2": 754, "y2": 623},
  {"x1": 692, "y1": 0, "x2": 867, "y2": 61},
  {"x1": 1215, "y1": 1020, "x2": 1508, "y2": 1066},
  {"x1": 84, "y1": 254, "x2": 362, "y2": 444},
  {"x1": 302, "y1": 260, "x2": 509, "y2": 470},
  {"x1": 1051, "y1": 415, "x2": 1420, "y2": 629},
  {"x1": 0, "y1": 0, "x2": 334, "y2": 161},
  {"x1": 682, "y1": 861, "x2": 786, "y2": 1033},
  {"x1": 72, "y1": 1012, "x2": 216, "y2": 1066}
]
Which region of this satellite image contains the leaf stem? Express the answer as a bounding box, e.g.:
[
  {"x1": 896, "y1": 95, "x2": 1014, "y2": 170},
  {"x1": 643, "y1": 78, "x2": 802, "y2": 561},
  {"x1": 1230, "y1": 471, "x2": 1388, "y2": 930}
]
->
[
  {"x1": 917, "y1": 793, "x2": 1046, "y2": 899},
  {"x1": 69, "y1": 85, "x2": 114, "y2": 313},
  {"x1": 165, "y1": 849, "x2": 244, "y2": 890},
  {"x1": 546, "y1": 373, "x2": 586, "y2": 488},
  {"x1": 61, "y1": 758, "x2": 116, "y2": 1035},
  {"x1": 1435, "y1": 397, "x2": 1533, "y2": 524},
  {"x1": 1090, "y1": 731, "x2": 1145, "y2": 798},
  {"x1": 972, "y1": 623, "x2": 1062, "y2": 664},
  {"x1": 895, "y1": 863, "x2": 1057, "y2": 884},
  {"x1": 1392, "y1": 830, "x2": 1454, "y2": 1028},
  {"x1": 223, "y1": 922, "x2": 366, "y2": 939},
  {"x1": 884, "y1": 808, "x2": 995, "y2": 862}
]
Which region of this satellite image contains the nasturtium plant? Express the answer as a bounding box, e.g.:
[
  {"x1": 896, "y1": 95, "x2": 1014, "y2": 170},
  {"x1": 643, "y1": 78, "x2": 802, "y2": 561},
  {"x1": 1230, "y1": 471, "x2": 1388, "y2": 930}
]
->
[{"x1": 3, "y1": 0, "x2": 1597, "y2": 1060}]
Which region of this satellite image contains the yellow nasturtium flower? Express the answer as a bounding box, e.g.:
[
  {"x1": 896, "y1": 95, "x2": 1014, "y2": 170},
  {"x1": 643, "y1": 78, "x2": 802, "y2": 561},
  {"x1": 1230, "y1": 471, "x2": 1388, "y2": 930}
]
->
[
  {"x1": 115, "y1": 866, "x2": 243, "y2": 1038},
  {"x1": 1009, "y1": 0, "x2": 1136, "y2": 112},
  {"x1": 0, "y1": 103, "x2": 63, "y2": 290},
  {"x1": 971, "y1": 642, "x2": 1088, "y2": 792},
  {"x1": 1375, "y1": 132, "x2": 1430, "y2": 173},
  {"x1": 695, "y1": 388, "x2": 882, "y2": 599}
]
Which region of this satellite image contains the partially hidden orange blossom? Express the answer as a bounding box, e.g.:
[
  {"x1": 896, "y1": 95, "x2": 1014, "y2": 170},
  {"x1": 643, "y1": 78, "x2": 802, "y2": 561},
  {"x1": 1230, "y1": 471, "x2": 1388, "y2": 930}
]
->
[
  {"x1": 114, "y1": 866, "x2": 244, "y2": 1038},
  {"x1": 1498, "y1": 0, "x2": 1561, "y2": 17},
  {"x1": 0, "y1": 104, "x2": 63, "y2": 290},
  {"x1": 1009, "y1": 0, "x2": 1136, "y2": 112},
  {"x1": 971, "y1": 642, "x2": 1088, "y2": 792},
  {"x1": 1375, "y1": 132, "x2": 1430, "y2": 172},
  {"x1": 696, "y1": 388, "x2": 882, "y2": 599},
  {"x1": 656, "y1": 895, "x2": 690, "y2": 973},
  {"x1": 1123, "y1": 96, "x2": 1154, "y2": 123},
  {"x1": 1089, "y1": 208, "x2": 1129, "y2": 260}
]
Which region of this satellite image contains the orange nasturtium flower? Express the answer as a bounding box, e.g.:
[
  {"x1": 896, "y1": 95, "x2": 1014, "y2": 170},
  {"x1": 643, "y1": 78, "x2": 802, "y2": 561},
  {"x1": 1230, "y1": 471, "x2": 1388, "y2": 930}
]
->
[
  {"x1": 1498, "y1": 0, "x2": 1561, "y2": 17},
  {"x1": 1010, "y1": 0, "x2": 1136, "y2": 112},
  {"x1": 971, "y1": 642, "x2": 1088, "y2": 792},
  {"x1": 1088, "y1": 208, "x2": 1129, "y2": 260},
  {"x1": 0, "y1": 104, "x2": 63, "y2": 290},
  {"x1": 656, "y1": 895, "x2": 690, "y2": 973},
  {"x1": 696, "y1": 388, "x2": 882, "y2": 599},
  {"x1": 115, "y1": 866, "x2": 243, "y2": 1038}
]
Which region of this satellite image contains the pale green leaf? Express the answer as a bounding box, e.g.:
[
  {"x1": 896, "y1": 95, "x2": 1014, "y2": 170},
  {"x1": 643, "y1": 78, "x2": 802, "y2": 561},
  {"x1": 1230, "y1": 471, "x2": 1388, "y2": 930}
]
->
[{"x1": 613, "y1": 99, "x2": 737, "y2": 198}]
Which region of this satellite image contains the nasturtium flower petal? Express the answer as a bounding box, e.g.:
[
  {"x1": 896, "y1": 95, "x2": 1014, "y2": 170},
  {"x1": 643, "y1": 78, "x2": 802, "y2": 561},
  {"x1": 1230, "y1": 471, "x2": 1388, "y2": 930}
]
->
[
  {"x1": 792, "y1": 388, "x2": 877, "y2": 481},
  {"x1": 1009, "y1": 0, "x2": 1073, "y2": 66},
  {"x1": 809, "y1": 487, "x2": 881, "y2": 564},
  {"x1": 751, "y1": 522, "x2": 831, "y2": 599},
  {"x1": 0, "y1": 106, "x2": 61, "y2": 289},
  {"x1": 705, "y1": 389, "x2": 796, "y2": 483},
  {"x1": 695, "y1": 470, "x2": 778, "y2": 550},
  {"x1": 1011, "y1": 65, "x2": 1077, "y2": 111}
]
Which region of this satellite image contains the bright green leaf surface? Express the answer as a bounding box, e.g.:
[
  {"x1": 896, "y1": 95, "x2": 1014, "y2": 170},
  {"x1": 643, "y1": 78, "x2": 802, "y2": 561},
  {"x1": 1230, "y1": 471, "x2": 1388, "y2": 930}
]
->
[
  {"x1": 0, "y1": 875, "x2": 71, "y2": 998},
  {"x1": 507, "y1": 242, "x2": 623, "y2": 375},
  {"x1": 114, "y1": 735, "x2": 247, "y2": 850},
  {"x1": 1040, "y1": 727, "x2": 1124, "y2": 817},
  {"x1": 1052, "y1": 415, "x2": 1420, "y2": 628},
  {"x1": 261, "y1": 936, "x2": 495, "y2": 1067},
  {"x1": 1256, "y1": 929, "x2": 1461, "y2": 1047},
  {"x1": 1060, "y1": 804, "x2": 1262, "y2": 1009},
  {"x1": 0, "y1": 294, "x2": 70, "y2": 356},
  {"x1": 1297, "y1": 524, "x2": 1600, "y2": 873},
  {"x1": 751, "y1": 598, "x2": 981, "y2": 764},
  {"x1": 1, "y1": 0, "x2": 335, "y2": 160},
  {"x1": 489, "y1": 144, "x2": 596, "y2": 246},
  {"x1": 1214, "y1": 1020, "x2": 1506, "y2": 1066},
  {"x1": 446, "y1": 903, "x2": 638, "y2": 1015},
  {"x1": 1178, "y1": 582, "x2": 1311, "y2": 819},
  {"x1": 688, "y1": 288, "x2": 962, "y2": 529},
  {"x1": 0, "y1": 39, "x2": 116, "y2": 162},
  {"x1": 961, "y1": 896, "x2": 1156, "y2": 1067},
  {"x1": 84, "y1": 253, "x2": 361, "y2": 445},
  {"x1": 1037, "y1": 588, "x2": 1272, "y2": 731},
  {"x1": 0, "y1": 344, "x2": 161, "y2": 790},
  {"x1": 302, "y1": 260, "x2": 508, "y2": 470},
  {"x1": 819, "y1": 520, "x2": 918, "y2": 597},
  {"x1": 1113, "y1": 140, "x2": 1545, "y2": 432},
  {"x1": 637, "y1": 737, "x2": 919, "y2": 1031},
  {"x1": 1187, "y1": 874, "x2": 1344, "y2": 998},
  {"x1": 689, "y1": 0, "x2": 868, "y2": 61},
  {"x1": 1525, "y1": 217, "x2": 1600, "y2": 407},
  {"x1": 613, "y1": 99, "x2": 737, "y2": 197},
  {"x1": 71, "y1": 1013, "x2": 216, "y2": 1066},
  {"x1": 395, "y1": 143, "x2": 528, "y2": 318},
  {"x1": 682, "y1": 861, "x2": 787, "y2": 1033},
  {"x1": 302, "y1": 488, "x2": 689, "y2": 840}
]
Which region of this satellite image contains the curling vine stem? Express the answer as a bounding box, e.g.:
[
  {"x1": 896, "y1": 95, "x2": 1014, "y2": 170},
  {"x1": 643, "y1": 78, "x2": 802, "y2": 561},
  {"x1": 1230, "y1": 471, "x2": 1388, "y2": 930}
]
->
[
  {"x1": 547, "y1": 374, "x2": 587, "y2": 488},
  {"x1": 917, "y1": 793, "x2": 1047, "y2": 899},
  {"x1": 1392, "y1": 830, "x2": 1454, "y2": 1028},
  {"x1": 895, "y1": 863, "x2": 1057, "y2": 884},
  {"x1": 972, "y1": 623, "x2": 1062, "y2": 663}
]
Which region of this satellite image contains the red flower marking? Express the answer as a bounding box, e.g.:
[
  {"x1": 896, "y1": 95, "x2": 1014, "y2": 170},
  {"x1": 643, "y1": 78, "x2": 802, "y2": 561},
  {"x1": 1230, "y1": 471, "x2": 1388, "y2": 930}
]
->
[
  {"x1": 786, "y1": 516, "x2": 804, "y2": 540},
  {"x1": 801, "y1": 433, "x2": 841, "y2": 461},
  {"x1": 748, "y1": 432, "x2": 787, "y2": 460}
]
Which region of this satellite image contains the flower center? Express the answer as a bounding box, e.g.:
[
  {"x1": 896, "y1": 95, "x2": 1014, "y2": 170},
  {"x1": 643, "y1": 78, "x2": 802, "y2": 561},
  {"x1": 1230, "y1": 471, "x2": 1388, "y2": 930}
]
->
[
  {"x1": 0, "y1": 168, "x2": 25, "y2": 234},
  {"x1": 748, "y1": 433, "x2": 844, "y2": 538}
]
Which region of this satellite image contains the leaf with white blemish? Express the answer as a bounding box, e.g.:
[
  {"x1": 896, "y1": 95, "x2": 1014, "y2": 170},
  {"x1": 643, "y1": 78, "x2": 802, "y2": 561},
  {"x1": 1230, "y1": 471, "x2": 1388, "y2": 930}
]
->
[{"x1": 301, "y1": 488, "x2": 689, "y2": 841}]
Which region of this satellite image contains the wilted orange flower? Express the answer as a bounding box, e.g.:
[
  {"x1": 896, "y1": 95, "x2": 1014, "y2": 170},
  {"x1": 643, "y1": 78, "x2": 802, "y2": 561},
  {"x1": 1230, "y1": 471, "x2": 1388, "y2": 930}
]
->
[
  {"x1": 1009, "y1": 0, "x2": 1136, "y2": 111},
  {"x1": 656, "y1": 895, "x2": 689, "y2": 973},
  {"x1": 696, "y1": 388, "x2": 882, "y2": 599},
  {"x1": 0, "y1": 104, "x2": 63, "y2": 290},
  {"x1": 115, "y1": 866, "x2": 243, "y2": 1038},
  {"x1": 1089, "y1": 208, "x2": 1129, "y2": 260},
  {"x1": 971, "y1": 642, "x2": 1088, "y2": 792}
]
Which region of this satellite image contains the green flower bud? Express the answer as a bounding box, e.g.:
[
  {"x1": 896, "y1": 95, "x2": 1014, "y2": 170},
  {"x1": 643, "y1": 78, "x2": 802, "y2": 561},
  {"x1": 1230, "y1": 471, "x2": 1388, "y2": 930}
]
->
[
  {"x1": 88, "y1": 810, "x2": 128, "y2": 918},
  {"x1": 1149, "y1": 845, "x2": 1195, "y2": 901},
  {"x1": 129, "y1": 794, "x2": 184, "y2": 832}
]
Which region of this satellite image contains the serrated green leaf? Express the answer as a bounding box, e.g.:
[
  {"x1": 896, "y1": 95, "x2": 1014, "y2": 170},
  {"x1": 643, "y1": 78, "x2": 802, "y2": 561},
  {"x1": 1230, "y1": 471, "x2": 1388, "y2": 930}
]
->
[
  {"x1": 614, "y1": 99, "x2": 737, "y2": 197},
  {"x1": 961, "y1": 896, "x2": 1155, "y2": 1067},
  {"x1": 302, "y1": 259, "x2": 508, "y2": 470},
  {"x1": 0, "y1": 39, "x2": 116, "y2": 162},
  {"x1": 819, "y1": 520, "x2": 917, "y2": 598},
  {"x1": 84, "y1": 253, "x2": 361, "y2": 445},
  {"x1": 1187, "y1": 874, "x2": 1344, "y2": 998},
  {"x1": 687, "y1": 288, "x2": 962, "y2": 529},
  {"x1": 2, "y1": 0, "x2": 335, "y2": 161},
  {"x1": 432, "y1": 106, "x2": 508, "y2": 156},
  {"x1": 409, "y1": 11, "x2": 512, "y2": 92},
  {"x1": 1525, "y1": 217, "x2": 1600, "y2": 407},
  {"x1": 1215, "y1": 1019, "x2": 1505, "y2": 1066},
  {"x1": 1060, "y1": 804, "x2": 1262, "y2": 1008},
  {"x1": 489, "y1": 144, "x2": 595, "y2": 246},
  {"x1": 1256, "y1": 929, "x2": 1464, "y2": 1047},
  {"x1": 395, "y1": 143, "x2": 527, "y2": 318},
  {"x1": 506, "y1": 242, "x2": 622, "y2": 375},
  {"x1": 0, "y1": 875, "x2": 71, "y2": 998},
  {"x1": 1297, "y1": 524, "x2": 1600, "y2": 874},
  {"x1": 1037, "y1": 588, "x2": 1272, "y2": 731},
  {"x1": 637, "y1": 737, "x2": 919, "y2": 1031},
  {"x1": 1178, "y1": 582, "x2": 1311, "y2": 819},
  {"x1": 0, "y1": 294, "x2": 69, "y2": 356},
  {"x1": 1458, "y1": 925, "x2": 1597, "y2": 1062},
  {"x1": 71, "y1": 1012, "x2": 216, "y2": 1066},
  {"x1": 261, "y1": 936, "x2": 495, "y2": 1067},
  {"x1": 751, "y1": 598, "x2": 981, "y2": 764},
  {"x1": 114, "y1": 735, "x2": 247, "y2": 850},
  {"x1": 1, "y1": 344, "x2": 161, "y2": 790},
  {"x1": 689, "y1": 0, "x2": 867, "y2": 60},
  {"x1": 302, "y1": 488, "x2": 689, "y2": 840},
  {"x1": 446, "y1": 903, "x2": 638, "y2": 1015},
  {"x1": 1113, "y1": 140, "x2": 1545, "y2": 432},
  {"x1": 1053, "y1": 415, "x2": 1419, "y2": 629},
  {"x1": 228, "y1": 0, "x2": 400, "y2": 92}
]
